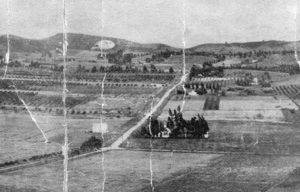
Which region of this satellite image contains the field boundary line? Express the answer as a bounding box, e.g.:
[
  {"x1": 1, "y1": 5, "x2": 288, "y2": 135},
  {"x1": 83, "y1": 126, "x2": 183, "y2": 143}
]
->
[
  {"x1": 121, "y1": 147, "x2": 300, "y2": 157},
  {"x1": 0, "y1": 147, "x2": 111, "y2": 174}
]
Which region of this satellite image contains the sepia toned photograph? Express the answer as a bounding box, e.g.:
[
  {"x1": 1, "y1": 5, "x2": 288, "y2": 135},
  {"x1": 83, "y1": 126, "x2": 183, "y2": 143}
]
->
[{"x1": 0, "y1": 0, "x2": 300, "y2": 191}]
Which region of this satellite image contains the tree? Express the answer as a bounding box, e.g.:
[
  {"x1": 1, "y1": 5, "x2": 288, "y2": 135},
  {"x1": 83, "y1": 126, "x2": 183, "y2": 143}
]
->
[
  {"x1": 189, "y1": 64, "x2": 200, "y2": 79},
  {"x1": 169, "y1": 67, "x2": 174, "y2": 73},
  {"x1": 142, "y1": 65, "x2": 149, "y2": 73},
  {"x1": 76, "y1": 64, "x2": 82, "y2": 73},
  {"x1": 150, "y1": 64, "x2": 157, "y2": 73},
  {"x1": 91, "y1": 66, "x2": 97, "y2": 73},
  {"x1": 107, "y1": 49, "x2": 124, "y2": 64},
  {"x1": 122, "y1": 54, "x2": 133, "y2": 64},
  {"x1": 80, "y1": 136, "x2": 102, "y2": 152},
  {"x1": 145, "y1": 58, "x2": 152, "y2": 63},
  {"x1": 59, "y1": 66, "x2": 64, "y2": 72},
  {"x1": 29, "y1": 61, "x2": 40, "y2": 68}
]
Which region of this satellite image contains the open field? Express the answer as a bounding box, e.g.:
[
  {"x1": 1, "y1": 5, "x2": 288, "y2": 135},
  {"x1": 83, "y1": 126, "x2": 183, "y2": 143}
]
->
[
  {"x1": 123, "y1": 120, "x2": 300, "y2": 155},
  {"x1": 2, "y1": 150, "x2": 300, "y2": 192},
  {"x1": 0, "y1": 151, "x2": 220, "y2": 192},
  {"x1": 0, "y1": 112, "x2": 132, "y2": 163},
  {"x1": 3, "y1": 33, "x2": 300, "y2": 192},
  {"x1": 164, "y1": 55, "x2": 217, "y2": 69},
  {"x1": 159, "y1": 95, "x2": 298, "y2": 122},
  {"x1": 272, "y1": 74, "x2": 300, "y2": 86},
  {"x1": 144, "y1": 154, "x2": 300, "y2": 192}
]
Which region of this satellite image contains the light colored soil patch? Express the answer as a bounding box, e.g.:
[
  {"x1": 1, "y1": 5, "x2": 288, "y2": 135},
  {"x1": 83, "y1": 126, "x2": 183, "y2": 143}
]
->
[
  {"x1": 74, "y1": 94, "x2": 153, "y2": 112},
  {"x1": 163, "y1": 100, "x2": 205, "y2": 112},
  {"x1": 220, "y1": 96, "x2": 298, "y2": 110}
]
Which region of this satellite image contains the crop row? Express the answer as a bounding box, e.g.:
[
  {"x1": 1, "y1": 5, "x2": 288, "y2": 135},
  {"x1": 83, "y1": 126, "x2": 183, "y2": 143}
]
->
[
  {"x1": 273, "y1": 85, "x2": 300, "y2": 99},
  {"x1": 0, "y1": 91, "x2": 93, "y2": 108}
]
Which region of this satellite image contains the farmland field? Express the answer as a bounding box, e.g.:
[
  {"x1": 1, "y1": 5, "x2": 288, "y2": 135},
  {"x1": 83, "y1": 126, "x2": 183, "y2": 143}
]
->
[
  {"x1": 0, "y1": 112, "x2": 132, "y2": 163},
  {"x1": 0, "y1": 151, "x2": 220, "y2": 192},
  {"x1": 124, "y1": 120, "x2": 300, "y2": 155},
  {"x1": 224, "y1": 69, "x2": 290, "y2": 82},
  {"x1": 159, "y1": 95, "x2": 297, "y2": 122},
  {"x1": 164, "y1": 55, "x2": 217, "y2": 69},
  {"x1": 2, "y1": 6, "x2": 300, "y2": 191},
  {"x1": 2, "y1": 150, "x2": 300, "y2": 192}
]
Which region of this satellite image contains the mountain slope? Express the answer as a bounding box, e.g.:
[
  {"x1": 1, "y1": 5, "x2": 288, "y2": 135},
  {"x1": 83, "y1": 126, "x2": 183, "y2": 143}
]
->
[
  {"x1": 0, "y1": 33, "x2": 299, "y2": 55},
  {"x1": 0, "y1": 33, "x2": 178, "y2": 54},
  {"x1": 188, "y1": 40, "x2": 300, "y2": 54}
]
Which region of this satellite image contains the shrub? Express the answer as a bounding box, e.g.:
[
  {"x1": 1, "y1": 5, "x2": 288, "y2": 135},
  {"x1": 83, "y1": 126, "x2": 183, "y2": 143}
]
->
[
  {"x1": 221, "y1": 89, "x2": 226, "y2": 96},
  {"x1": 80, "y1": 136, "x2": 102, "y2": 152},
  {"x1": 70, "y1": 148, "x2": 80, "y2": 156}
]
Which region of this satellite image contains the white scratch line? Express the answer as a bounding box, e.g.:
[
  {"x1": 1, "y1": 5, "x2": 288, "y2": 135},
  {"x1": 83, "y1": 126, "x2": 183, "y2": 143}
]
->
[
  {"x1": 11, "y1": 85, "x2": 49, "y2": 143},
  {"x1": 2, "y1": 0, "x2": 10, "y2": 79},
  {"x1": 62, "y1": 0, "x2": 69, "y2": 192},
  {"x1": 294, "y1": 2, "x2": 300, "y2": 67},
  {"x1": 180, "y1": 0, "x2": 187, "y2": 112},
  {"x1": 148, "y1": 96, "x2": 155, "y2": 192},
  {"x1": 100, "y1": 72, "x2": 107, "y2": 192},
  {"x1": 99, "y1": 0, "x2": 106, "y2": 191}
]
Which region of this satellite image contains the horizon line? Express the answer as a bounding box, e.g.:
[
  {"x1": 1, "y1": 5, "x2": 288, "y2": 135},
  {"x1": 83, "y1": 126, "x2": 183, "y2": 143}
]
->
[{"x1": 0, "y1": 32, "x2": 299, "y2": 49}]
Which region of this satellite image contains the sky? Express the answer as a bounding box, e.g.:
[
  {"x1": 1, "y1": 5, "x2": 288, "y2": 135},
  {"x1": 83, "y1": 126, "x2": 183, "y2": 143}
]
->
[{"x1": 0, "y1": 0, "x2": 299, "y2": 48}]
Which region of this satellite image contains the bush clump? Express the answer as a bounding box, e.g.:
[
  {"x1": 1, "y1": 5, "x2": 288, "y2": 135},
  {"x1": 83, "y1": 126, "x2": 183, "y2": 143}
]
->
[{"x1": 80, "y1": 136, "x2": 103, "y2": 152}]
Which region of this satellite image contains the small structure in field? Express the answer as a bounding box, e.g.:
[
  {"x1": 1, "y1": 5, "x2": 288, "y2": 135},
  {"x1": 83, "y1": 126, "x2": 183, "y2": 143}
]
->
[{"x1": 92, "y1": 123, "x2": 108, "y2": 133}]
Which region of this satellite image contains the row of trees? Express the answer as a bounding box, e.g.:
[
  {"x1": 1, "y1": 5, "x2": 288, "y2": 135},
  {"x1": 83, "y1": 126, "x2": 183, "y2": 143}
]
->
[
  {"x1": 0, "y1": 60, "x2": 22, "y2": 67},
  {"x1": 231, "y1": 64, "x2": 300, "y2": 75},
  {"x1": 77, "y1": 64, "x2": 175, "y2": 74},
  {"x1": 0, "y1": 136, "x2": 103, "y2": 168},
  {"x1": 189, "y1": 50, "x2": 297, "y2": 58}
]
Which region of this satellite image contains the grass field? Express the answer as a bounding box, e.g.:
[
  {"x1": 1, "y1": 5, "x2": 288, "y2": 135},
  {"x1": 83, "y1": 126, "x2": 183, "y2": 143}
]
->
[
  {"x1": 0, "y1": 151, "x2": 220, "y2": 192},
  {"x1": 2, "y1": 150, "x2": 300, "y2": 192},
  {"x1": 0, "y1": 112, "x2": 132, "y2": 163},
  {"x1": 164, "y1": 55, "x2": 217, "y2": 69},
  {"x1": 144, "y1": 154, "x2": 300, "y2": 192},
  {"x1": 124, "y1": 120, "x2": 300, "y2": 155}
]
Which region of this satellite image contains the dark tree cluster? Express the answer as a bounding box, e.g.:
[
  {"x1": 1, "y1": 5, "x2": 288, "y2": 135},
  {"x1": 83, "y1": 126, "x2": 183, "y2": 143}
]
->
[
  {"x1": 0, "y1": 60, "x2": 22, "y2": 67},
  {"x1": 236, "y1": 73, "x2": 253, "y2": 86},
  {"x1": 189, "y1": 64, "x2": 224, "y2": 79},
  {"x1": 141, "y1": 106, "x2": 209, "y2": 138},
  {"x1": 0, "y1": 55, "x2": 4, "y2": 65},
  {"x1": 190, "y1": 50, "x2": 296, "y2": 59},
  {"x1": 106, "y1": 50, "x2": 133, "y2": 64},
  {"x1": 185, "y1": 82, "x2": 208, "y2": 95},
  {"x1": 260, "y1": 72, "x2": 271, "y2": 87},
  {"x1": 80, "y1": 136, "x2": 102, "y2": 152},
  {"x1": 77, "y1": 64, "x2": 170, "y2": 74},
  {"x1": 72, "y1": 73, "x2": 175, "y2": 82}
]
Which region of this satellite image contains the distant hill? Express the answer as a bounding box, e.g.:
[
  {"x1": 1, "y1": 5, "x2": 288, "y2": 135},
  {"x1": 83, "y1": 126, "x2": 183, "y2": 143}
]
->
[
  {"x1": 188, "y1": 40, "x2": 300, "y2": 54},
  {"x1": 0, "y1": 33, "x2": 178, "y2": 55},
  {"x1": 187, "y1": 43, "x2": 251, "y2": 53},
  {"x1": 0, "y1": 33, "x2": 299, "y2": 55}
]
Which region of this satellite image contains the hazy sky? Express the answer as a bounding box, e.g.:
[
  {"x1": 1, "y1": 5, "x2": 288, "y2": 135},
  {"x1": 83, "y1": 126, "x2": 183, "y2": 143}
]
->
[{"x1": 0, "y1": 0, "x2": 299, "y2": 47}]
